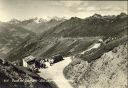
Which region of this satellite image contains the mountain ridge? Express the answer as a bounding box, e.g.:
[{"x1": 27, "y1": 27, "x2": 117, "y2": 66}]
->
[{"x1": 6, "y1": 13, "x2": 128, "y2": 62}]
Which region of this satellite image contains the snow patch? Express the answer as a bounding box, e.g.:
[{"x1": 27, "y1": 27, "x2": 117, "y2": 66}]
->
[{"x1": 80, "y1": 43, "x2": 101, "y2": 54}]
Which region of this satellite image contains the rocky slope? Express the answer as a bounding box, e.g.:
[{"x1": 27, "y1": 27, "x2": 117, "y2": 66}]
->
[
  {"x1": 0, "y1": 58, "x2": 58, "y2": 88},
  {"x1": 64, "y1": 42, "x2": 128, "y2": 88}
]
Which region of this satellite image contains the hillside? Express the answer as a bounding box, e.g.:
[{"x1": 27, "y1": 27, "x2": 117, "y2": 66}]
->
[
  {"x1": 7, "y1": 36, "x2": 98, "y2": 61},
  {"x1": 6, "y1": 13, "x2": 128, "y2": 62},
  {"x1": 43, "y1": 13, "x2": 127, "y2": 38},
  {"x1": 0, "y1": 22, "x2": 35, "y2": 55},
  {"x1": 64, "y1": 42, "x2": 128, "y2": 88},
  {"x1": 0, "y1": 58, "x2": 58, "y2": 88}
]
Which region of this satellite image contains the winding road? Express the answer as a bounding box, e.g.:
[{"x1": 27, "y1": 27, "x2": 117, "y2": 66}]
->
[{"x1": 38, "y1": 57, "x2": 73, "y2": 88}]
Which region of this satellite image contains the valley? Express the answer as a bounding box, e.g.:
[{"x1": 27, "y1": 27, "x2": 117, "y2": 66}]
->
[{"x1": 0, "y1": 13, "x2": 127, "y2": 88}]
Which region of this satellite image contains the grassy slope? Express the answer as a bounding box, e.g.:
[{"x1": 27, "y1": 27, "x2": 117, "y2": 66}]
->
[
  {"x1": 7, "y1": 36, "x2": 97, "y2": 61},
  {"x1": 0, "y1": 22, "x2": 35, "y2": 54}
]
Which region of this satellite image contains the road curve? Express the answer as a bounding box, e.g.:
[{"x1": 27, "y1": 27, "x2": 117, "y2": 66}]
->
[{"x1": 38, "y1": 57, "x2": 73, "y2": 88}]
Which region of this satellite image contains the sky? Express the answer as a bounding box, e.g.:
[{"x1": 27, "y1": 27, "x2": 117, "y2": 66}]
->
[{"x1": 0, "y1": 0, "x2": 127, "y2": 22}]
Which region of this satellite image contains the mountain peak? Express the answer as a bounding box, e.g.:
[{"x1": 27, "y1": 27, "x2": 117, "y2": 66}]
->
[
  {"x1": 92, "y1": 14, "x2": 102, "y2": 18},
  {"x1": 48, "y1": 17, "x2": 66, "y2": 22},
  {"x1": 117, "y1": 12, "x2": 127, "y2": 18},
  {"x1": 9, "y1": 19, "x2": 21, "y2": 24},
  {"x1": 70, "y1": 17, "x2": 81, "y2": 21},
  {"x1": 32, "y1": 17, "x2": 48, "y2": 23}
]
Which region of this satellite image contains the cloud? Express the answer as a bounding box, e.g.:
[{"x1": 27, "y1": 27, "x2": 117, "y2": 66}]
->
[
  {"x1": 57, "y1": 1, "x2": 127, "y2": 13},
  {"x1": 0, "y1": 0, "x2": 127, "y2": 22}
]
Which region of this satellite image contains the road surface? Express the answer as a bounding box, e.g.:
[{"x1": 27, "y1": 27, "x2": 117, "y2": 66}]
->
[{"x1": 38, "y1": 57, "x2": 73, "y2": 88}]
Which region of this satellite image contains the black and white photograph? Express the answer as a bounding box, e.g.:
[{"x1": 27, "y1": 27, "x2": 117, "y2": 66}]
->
[{"x1": 0, "y1": 0, "x2": 127, "y2": 88}]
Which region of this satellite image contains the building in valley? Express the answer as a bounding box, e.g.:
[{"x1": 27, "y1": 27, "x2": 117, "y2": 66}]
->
[{"x1": 22, "y1": 55, "x2": 36, "y2": 68}]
